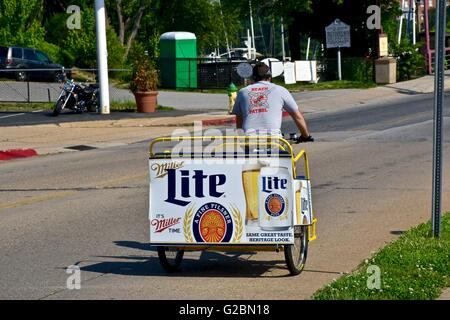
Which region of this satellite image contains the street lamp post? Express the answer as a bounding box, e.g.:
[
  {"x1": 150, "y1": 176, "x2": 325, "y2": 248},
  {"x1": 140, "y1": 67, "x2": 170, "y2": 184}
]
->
[
  {"x1": 95, "y1": 0, "x2": 110, "y2": 114},
  {"x1": 249, "y1": 0, "x2": 256, "y2": 60}
]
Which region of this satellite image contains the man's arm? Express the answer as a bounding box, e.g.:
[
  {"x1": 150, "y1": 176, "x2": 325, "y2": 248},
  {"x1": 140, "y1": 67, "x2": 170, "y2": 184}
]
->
[
  {"x1": 282, "y1": 88, "x2": 312, "y2": 139},
  {"x1": 236, "y1": 114, "x2": 243, "y2": 129},
  {"x1": 232, "y1": 90, "x2": 244, "y2": 130},
  {"x1": 288, "y1": 110, "x2": 310, "y2": 138}
]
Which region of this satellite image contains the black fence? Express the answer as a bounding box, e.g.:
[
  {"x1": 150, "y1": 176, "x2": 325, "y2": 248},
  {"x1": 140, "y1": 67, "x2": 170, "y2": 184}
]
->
[
  {"x1": 0, "y1": 68, "x2": 133, "y2": 104},
  {"x1": 196, "y1": 59, "x2": 248, "y2": 89},
  {"x1": 158, "y1": 57, "x2": 376, "y2": 89},
  {"x1": 158, "y1": 57, "x2": 251, "y2": 90}
]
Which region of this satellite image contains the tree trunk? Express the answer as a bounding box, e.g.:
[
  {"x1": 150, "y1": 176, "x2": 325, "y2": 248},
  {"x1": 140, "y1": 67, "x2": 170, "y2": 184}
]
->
[
  {"x1": 116, "y1": 0, "x2": 125, "y2": 45},
  {"x1": 125, "y1": 5, "x2": 146, "y2": 58},
  {"x1": 288, "y1": 22, "x2": 301, "y2": 60}
]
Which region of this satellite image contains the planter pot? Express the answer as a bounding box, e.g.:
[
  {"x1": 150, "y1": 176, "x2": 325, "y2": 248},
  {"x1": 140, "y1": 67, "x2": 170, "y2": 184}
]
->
[{"x1": 133, "y1": 91, "x2": 158, "y2": 113}]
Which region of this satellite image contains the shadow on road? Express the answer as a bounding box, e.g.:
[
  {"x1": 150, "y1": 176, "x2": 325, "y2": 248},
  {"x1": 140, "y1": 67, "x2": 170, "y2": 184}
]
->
[{"x1": 77, "y1": 240, "x2": 292, "y2": 278}]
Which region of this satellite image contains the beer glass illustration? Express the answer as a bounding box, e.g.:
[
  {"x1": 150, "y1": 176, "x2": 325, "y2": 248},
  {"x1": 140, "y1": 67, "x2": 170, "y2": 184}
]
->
[{"x1": 242, "y1": 162, "x2": 262, "y2": 226}]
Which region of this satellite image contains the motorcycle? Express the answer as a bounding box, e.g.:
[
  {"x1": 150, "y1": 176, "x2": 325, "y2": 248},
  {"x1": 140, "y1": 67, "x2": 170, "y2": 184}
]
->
[{"x1": 53, "y1": 79, "x2": 99, "y2": 116}]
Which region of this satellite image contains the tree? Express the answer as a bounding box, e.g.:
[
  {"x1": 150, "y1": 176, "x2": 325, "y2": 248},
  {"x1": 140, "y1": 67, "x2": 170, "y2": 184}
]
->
[
  {"x1": 0, "y1": 0, "x2": 46, "y2": 47},
  {"x1": 107, "y1": 0, "x2": 152, "y2": 58},
  {"x1": 155, "y1": 0, "x2": 241, "y2": 52},
  {"x1": 44, "y1": 3, "x2": 125, "y2": 68}
]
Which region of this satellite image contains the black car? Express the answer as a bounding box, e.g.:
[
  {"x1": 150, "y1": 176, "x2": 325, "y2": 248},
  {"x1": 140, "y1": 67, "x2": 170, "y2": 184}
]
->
[{"x1": 0, "y1": 46, "x2": 69, "y2": 82}]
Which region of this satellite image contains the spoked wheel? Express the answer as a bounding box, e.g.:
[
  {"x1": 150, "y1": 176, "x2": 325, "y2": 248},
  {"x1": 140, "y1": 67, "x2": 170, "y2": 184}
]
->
[
  {"x1": 284, "y1": 225, "x2": 309, "y2": 276},
  {"x1": 157, "y1": 246, "x2": 184, "y2": 273}
]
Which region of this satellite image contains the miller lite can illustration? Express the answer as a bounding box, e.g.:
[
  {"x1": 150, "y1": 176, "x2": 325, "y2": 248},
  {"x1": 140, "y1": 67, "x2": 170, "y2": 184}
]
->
[
  {"x1": 258, "y1": 166, "x2": 292, "y2": 230},
  {"x1": 242, "y1": 162, "x2": 262, "y2": 227}
]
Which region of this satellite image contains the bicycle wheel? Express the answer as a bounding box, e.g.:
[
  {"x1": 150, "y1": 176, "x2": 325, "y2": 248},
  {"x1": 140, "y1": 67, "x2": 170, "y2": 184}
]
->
[
  {"x1": 157, "y1": 246, "x2": 184, "y2": 273},
  {"x1": 284, "y1": 225, "x2": 309, "y2": 276}
]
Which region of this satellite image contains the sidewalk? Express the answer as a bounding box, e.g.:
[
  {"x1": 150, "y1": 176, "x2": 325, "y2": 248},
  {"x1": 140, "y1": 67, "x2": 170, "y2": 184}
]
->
[
  {"x1": 439, "y1": 288, "x2": 450, "y2": 300},
  {"x1": 1, "y1": 72, "x2": 449, "y2": 159},
  {"x1": 0, "y1": 112, "x2": 236, "y2": 156}
]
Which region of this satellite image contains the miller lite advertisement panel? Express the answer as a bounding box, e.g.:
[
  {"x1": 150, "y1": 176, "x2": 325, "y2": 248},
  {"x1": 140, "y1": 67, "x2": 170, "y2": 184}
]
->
[{"x1": 149, "y1": 158, "x2": 296, "y2": 245}]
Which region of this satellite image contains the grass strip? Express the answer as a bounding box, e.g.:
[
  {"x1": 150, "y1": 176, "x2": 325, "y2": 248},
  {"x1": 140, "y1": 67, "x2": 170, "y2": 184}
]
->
[
  {"x1": 0, "y1": 102, "x2": 174, "y2": 112},
  {"x1": 313, "y1": 213, "x2": 450, "y2": 300},
  {"x1": 159, "y1": 80, "x2": 377, "y2": 94},
  {"x1": 0, "y1": 103, "x2": 53, "y2": 111},
  {"x1": 276, "y1": 80, "x2": 377, "y2": 91}
]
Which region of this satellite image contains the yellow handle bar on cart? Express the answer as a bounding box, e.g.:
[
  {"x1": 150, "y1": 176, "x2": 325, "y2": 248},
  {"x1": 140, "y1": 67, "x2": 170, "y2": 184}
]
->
[
  {"x1": 293, "y1": 149, "x2": 310, "y2": 180},
  {"x1": 149, "y1": 135, "x2": 310, "y2": 179},
  {"x1": 149, "y1": 135, "x2": 293, "y2": 156}
]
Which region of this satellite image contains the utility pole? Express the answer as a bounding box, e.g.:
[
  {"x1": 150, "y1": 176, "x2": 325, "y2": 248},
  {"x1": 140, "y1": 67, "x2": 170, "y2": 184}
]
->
[
  {"x1": 218, "y1": 0, "x2": 231, "y2": 59},
  {"x1": 95, "y1": 0, "x2": 110, "y2": 114},
  {"x1": 281, "y1": 17, "x2": 286, "y2": 61},
  {"x1": 246, "y1": 29, "x2": 252, "y2": 60},
  {"x1": 249, "y1": 0, "x2": 256, "y2": 60},
  {"x1": 412, "y1": 0, "x2": 416, "y2": 45},
  {"x1": 432, "y1": 0, "x2": 446, "y2": 238}
]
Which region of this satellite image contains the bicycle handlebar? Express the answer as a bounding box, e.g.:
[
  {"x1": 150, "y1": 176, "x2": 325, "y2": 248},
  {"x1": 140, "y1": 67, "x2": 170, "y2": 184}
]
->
[{"x1": 283, "y1": 133, "x2": 315, "y2": 144}]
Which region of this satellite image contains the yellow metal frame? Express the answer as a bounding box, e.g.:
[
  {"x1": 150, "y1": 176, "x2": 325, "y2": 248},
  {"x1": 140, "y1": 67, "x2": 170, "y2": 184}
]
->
[
  {"x1": 149, "y1": 136, "x2": 317, "y2": 242},
  {"x1": 149, "y1": 135, "x2": 293, "y2": 158}
]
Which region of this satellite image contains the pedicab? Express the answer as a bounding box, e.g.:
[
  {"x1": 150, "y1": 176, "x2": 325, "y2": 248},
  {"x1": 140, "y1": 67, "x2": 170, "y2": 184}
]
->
[{"x1": 148, "y1": 135, "x2": 317, "y2": 276}]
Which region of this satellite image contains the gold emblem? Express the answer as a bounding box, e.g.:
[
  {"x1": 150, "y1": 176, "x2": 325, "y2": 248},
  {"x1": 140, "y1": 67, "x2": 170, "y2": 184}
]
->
[{"x1": 183, "y1": 204, "x2": 243, "y2": 243}]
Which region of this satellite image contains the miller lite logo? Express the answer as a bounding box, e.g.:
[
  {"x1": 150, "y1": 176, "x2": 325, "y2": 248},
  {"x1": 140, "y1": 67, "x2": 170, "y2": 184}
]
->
[
  {"x1": 165, "y1": 169, "x2": 226, "y2": 207},
  {"x1": 261, "y1": 176, "x2": 288, "y2": 193},
  {"x1": 151, "y1": 161, "x2": 184, "y2": 178},
  {"x1": 151, "y1": 217, "x2": 181, "y2": 233}
]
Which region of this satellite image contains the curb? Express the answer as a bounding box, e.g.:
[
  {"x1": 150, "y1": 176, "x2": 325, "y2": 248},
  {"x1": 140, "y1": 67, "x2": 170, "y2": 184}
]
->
[
  {"x1": 201, "y1": 112, "x2": 290, "y2": 126},
  {"x1": 0, "y1": 149, "x2": 38, "y2": 161}
]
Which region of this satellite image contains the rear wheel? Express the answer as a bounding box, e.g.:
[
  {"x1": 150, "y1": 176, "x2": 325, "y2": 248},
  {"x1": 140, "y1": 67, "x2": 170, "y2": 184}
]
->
[
  {"x1": 157, "y1": 246, "x2": 184, "y2": 273},
  {"x1": 284, "y1": 226, "x2": 309, "y2": 276}
]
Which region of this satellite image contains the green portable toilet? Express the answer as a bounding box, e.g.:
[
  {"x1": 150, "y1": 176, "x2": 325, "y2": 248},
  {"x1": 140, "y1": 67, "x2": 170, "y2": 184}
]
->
[{"x1": 159, "y1": 32, "x2": 197, "y2": 89}]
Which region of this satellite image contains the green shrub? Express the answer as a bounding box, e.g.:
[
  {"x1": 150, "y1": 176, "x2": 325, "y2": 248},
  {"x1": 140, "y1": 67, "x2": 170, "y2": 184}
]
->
[
  {"x1": 322, "y1": 57, "x2": 373, "y2": 82},
  {"x1": 392, "y1": 40, "x2": 426, "y2": 81}
]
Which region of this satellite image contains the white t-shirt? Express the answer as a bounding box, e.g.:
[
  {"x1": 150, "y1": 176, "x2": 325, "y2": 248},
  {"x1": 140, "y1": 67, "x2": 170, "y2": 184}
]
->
[{"x1": 232, "y1": 81, "x2": 299, "y2": 136}]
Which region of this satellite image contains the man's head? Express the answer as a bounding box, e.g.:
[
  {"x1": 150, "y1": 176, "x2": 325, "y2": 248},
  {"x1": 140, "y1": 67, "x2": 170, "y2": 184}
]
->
[{"x1": 252, "y1": 62, "x2": 272, "y2": 82}]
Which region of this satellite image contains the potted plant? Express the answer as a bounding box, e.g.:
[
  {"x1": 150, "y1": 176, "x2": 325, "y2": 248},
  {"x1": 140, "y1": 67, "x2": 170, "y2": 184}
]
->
[{"x1": 130, "y1": 53, "x2": 158, "y2": 113}]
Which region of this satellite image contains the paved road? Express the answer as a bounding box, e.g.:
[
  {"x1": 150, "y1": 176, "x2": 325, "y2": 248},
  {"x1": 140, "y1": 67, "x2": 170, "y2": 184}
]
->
[
  {"x1": 0, "y1": 109, "x2": 206, "y2": 127},
  {"x1": 1, "y1": 95, "x2": 449, "y2": 299}
]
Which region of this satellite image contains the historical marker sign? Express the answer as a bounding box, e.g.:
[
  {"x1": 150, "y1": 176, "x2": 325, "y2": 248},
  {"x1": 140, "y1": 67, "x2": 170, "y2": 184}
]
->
[{"x1": 325, "y1": 19, "x2": 351, "y2": 49}]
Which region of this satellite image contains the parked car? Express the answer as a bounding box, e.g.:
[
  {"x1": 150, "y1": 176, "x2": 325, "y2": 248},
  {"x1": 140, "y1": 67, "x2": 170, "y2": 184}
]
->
[{"x1": 0, "y1": 45, "x2": 69, "y2": 82}]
